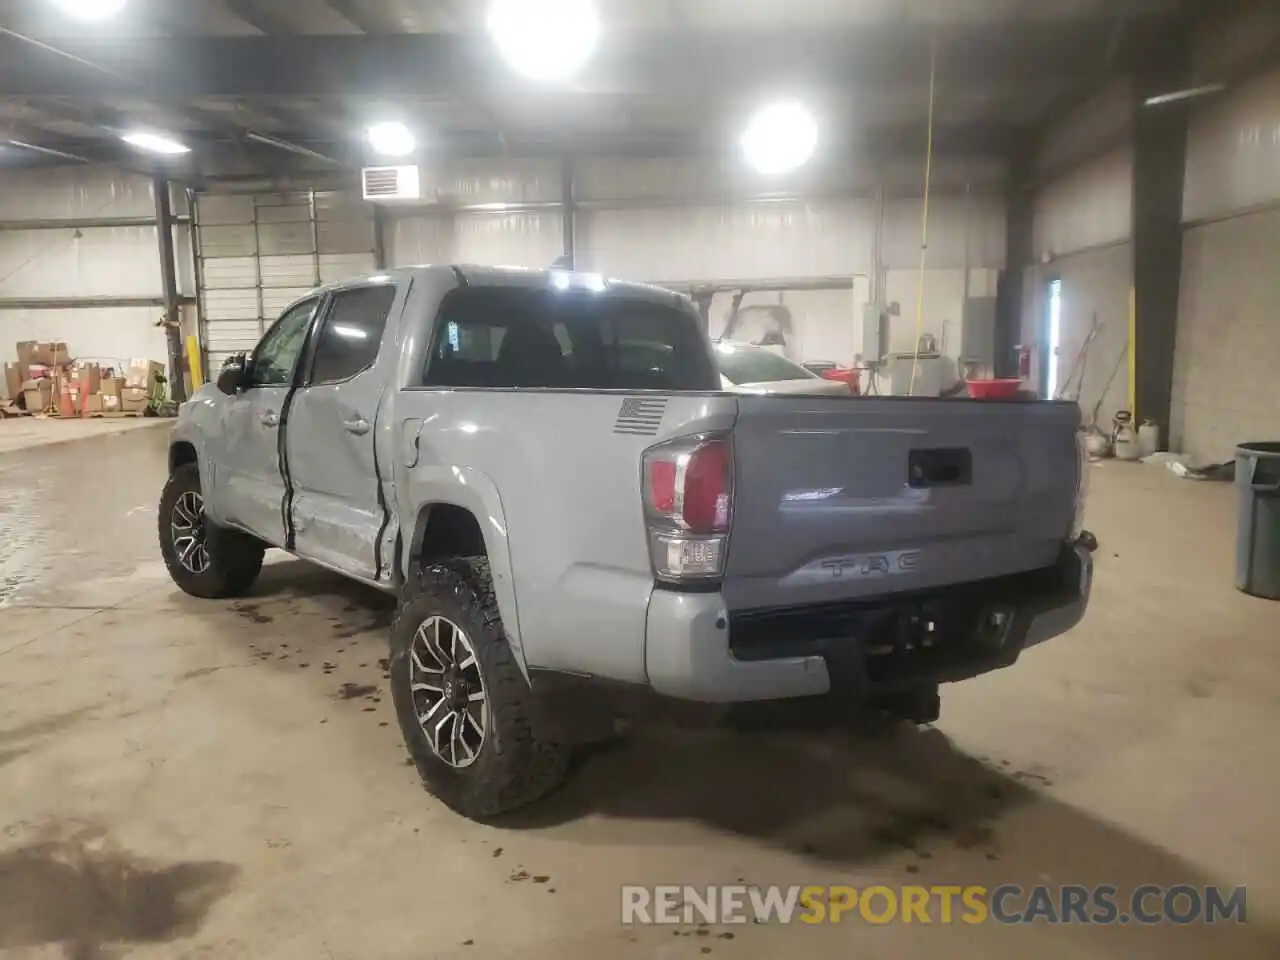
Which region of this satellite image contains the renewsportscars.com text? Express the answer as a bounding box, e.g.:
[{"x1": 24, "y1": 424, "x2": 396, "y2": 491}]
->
[{"x1": 621, "y1": 884, "x2": 1247, "y2": 926}]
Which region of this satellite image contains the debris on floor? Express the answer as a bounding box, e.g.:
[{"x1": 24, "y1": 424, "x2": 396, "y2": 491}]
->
[{"x1": 1142, "y1": 452, "x2": 1235, "y2": 481}]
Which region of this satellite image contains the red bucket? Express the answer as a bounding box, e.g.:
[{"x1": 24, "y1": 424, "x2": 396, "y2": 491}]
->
[{"x1": 966, "y1": 378, "x2": 1024, "y2": 400}]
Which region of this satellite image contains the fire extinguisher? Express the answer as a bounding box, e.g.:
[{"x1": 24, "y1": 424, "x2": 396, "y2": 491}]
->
[{"x1": 1015, "y1": 344, "x2": 1032, "y2": 380}]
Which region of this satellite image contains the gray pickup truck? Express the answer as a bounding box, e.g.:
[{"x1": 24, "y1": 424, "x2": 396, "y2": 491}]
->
[{"x1": 161, "y1": 265, "x2": 1092, "y2": 819}]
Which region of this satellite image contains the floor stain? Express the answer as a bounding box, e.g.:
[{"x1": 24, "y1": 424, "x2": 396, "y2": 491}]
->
[
  {"x1": 178, "y1": 667, "x2": 223, "y2": 682},
  {"x1": 231, "y1": 603, "x2": 272, "y2": 625},
  {"x1": 0, "y1": 708, "x2": 97, "y2": 768},
  {"x1": 0, "y1": 823, "x2": 239, "y2": 959}
]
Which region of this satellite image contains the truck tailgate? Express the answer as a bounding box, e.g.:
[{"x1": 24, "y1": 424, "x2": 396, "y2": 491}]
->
[{"x1": 724, "y1": 396, "x2": 1081, "y2": 612}]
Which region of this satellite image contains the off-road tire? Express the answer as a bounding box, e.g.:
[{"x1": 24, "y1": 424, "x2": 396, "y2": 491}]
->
[
  {"x1": 391, "y1": 558, "x2": 570, "y2": 820},
  {"x1": 158, "y1": 463, "x2": 265, "y2": 599}
]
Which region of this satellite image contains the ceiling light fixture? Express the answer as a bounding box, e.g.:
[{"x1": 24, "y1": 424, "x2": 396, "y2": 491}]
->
[
  {"x1": 367, "y1": 121, "x2": 417, "y2": 158},
  {"x1": 741, "y1": 100, "x2": 819, "y2": 176},
  {"x1": 487, "y1": 0, "x2": 601, "y2": 82},
  {"x1": 121, "y1": 131, "x2": 191, "y2": 156},
  {"x1": 51, "y1": 0, "x2": 127, "y2": 21}
]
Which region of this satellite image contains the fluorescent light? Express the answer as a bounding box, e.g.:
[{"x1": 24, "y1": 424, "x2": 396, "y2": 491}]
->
[
  {"x1": 367, "y1": 121, "x2": 416, "y2": 158},
  {"x1": 121, "y1": 131, "x2": 191, "y2": 155},
  {"x1": 51, "y1": 0, "x2": 127, "y2": 20},
  {"x1": 1144, "y1": 83, "x2": 1226, "y2": 107},
  {"x1": 487, "y1": 0, "x2": 601, "y2": 82},
  {"x1": 741, "y1": 101, "x2": 819, "y2": 175}
]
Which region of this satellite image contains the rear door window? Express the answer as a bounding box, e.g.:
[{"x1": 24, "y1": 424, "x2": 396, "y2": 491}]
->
[
  {"x1": 422, "y1": 287, "x2": 717, "y2": 390},
  {"x1": 308, "y1": 284, "x2": 397, "y2": 385}
]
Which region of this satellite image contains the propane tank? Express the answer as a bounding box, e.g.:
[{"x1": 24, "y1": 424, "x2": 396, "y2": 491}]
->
[
  {"x1": 1015, "y1": 344, "x2": 1033, "y2": 380},
  {"x1": 1113, "y1": 411, "x2": 1141, "y2": 461},
  {"x1": 1138, "y1": 420, "x2": 1160, "y2": 458}
]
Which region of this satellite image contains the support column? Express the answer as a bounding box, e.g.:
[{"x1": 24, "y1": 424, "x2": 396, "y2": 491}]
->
[
  {"x1": 560, "y1": 158, "x2": 576, "y2": 269},
  {"x1": 1130, "y1": 20, "x2": 1190, "y2": 441},
  {"x1": 995, "y1": 137, "x2": 1034, "y2": 379},
  {"x1": 153, "y1": 177, "x2": 187, "y2": 403},
  {"x1": 372, "y1": 205, "x2": 388, "y2": 271}
]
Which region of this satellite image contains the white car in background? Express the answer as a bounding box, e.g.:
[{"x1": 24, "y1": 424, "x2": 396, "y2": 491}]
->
[{"x1": 714, "y1": 340, "x2": 851, "y2": 395}]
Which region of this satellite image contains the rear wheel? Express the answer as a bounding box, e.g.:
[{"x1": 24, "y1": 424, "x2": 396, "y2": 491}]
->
[
  {"x1": 158, "y1": 464, "x2": 265, "y2": 599},
  {"x1": 391, "y1": 558, "x2": 570, "y2": 820}
]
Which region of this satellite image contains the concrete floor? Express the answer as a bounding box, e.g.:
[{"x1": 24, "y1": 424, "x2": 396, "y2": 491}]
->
[
  {"x1": 1, "y1": 428, "x2": 1278, "y2": 959},
  {"x1": 0, "y1": 417, "x2": 168, "y2": 456}
]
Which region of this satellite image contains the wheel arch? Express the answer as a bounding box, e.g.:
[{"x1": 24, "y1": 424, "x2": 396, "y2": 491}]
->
[
  {"x1": 400, "y1": 477, "x2": 527, "y2": 678},
  {"x1": 169, "y1": 440, "x2": 198, "y2": 473}
]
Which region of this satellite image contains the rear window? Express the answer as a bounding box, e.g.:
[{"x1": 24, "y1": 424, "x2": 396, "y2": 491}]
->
[
  {"x1": 715, "y1": 343, "x2": 817, "y2": 385},
  {"x1": 421, "y1": 287, "x2": 718, "y2": 391}
]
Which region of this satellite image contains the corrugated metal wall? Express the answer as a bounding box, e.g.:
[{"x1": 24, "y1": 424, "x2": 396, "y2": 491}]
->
[
  {"x1": 0, "y1": 168, "x2": 193, "y2": 394},
  {"x1": 385, "y1": 157, "x2": 1006, "y2": 367},
  {"x1": 1032, "y1": 149, "x2": 1134, "y2": 258},
  {"x1": 1026, "y1": 77, "x2": 1135, "y2": 429},
  {"x1": 1172, "y1": 58, "x2": 1280, "y2": 462},
  {"x1": 1023, "y1": 248, "x2": 1132, "y2": 428},
  {"x1": 195, "y1": 190, "x2": 376, "y2": 372}
]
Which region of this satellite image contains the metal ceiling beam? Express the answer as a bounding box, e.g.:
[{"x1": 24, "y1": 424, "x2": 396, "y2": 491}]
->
[
  {"x1": 0, "y1": 21, "x2": 1163, "y2": 98},
  {"x1": 323, "y1": 0, "x2": 389, "y2": 34},
  {"x1": 9, "y1": 119, "x2": 1021, "y2": 164},
  {"x1": 222, "y1": 0, "x2": 294, "y2": 36}
]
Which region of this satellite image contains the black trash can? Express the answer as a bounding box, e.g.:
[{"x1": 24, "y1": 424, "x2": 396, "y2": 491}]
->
[{"x1": 1235, "y1": 442, "x2": 1280, "y2": 600}]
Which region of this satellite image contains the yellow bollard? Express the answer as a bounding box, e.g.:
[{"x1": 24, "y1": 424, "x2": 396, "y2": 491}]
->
[{"x1": 186, "y1": 335, "x2": 204, "y2": 391}]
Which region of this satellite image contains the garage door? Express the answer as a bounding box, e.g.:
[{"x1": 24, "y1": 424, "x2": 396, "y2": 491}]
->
[{"x1": 194, "y1": 190, "x2": 377, "y2": 373}]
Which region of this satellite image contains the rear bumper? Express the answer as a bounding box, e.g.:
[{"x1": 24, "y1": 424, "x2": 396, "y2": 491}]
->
[{"x1": 645, "y1": 543, "x2": 1092, "y2": 703}]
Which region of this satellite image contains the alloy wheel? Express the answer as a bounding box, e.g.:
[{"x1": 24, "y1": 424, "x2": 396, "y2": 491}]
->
[
  {"x1": 171, "y1": 491, "x2": 211, "y2": 575},
  {"x1": 409, "y1": 615, "x2": 488, "y2": 768}
]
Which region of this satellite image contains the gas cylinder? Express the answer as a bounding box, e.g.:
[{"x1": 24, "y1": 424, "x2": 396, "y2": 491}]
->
[
  {"x1": 1138, "y1": 420, "x2": 1160, "y2": 458},
  {"x1": 1015, "y1": 344, "x2": 1032, "y2": 380},
  {"x1": 1113, "y1": 411, "x2": 1141, "y2": 461}
]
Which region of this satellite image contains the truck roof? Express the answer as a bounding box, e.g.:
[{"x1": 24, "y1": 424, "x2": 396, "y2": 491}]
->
[{"x1": 315, "y1": 263, "x2": 686, "y2": 306}]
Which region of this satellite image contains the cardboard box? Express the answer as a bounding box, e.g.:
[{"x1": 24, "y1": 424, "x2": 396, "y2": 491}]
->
[
  {"x1": 100, "y1": 376, "x2": 125, "y2": 398},
  {"x1": 121, "y1": 386, "x2": 150, "y2": 413},
  {"x1": 3, "y1": 363, "x2": 21, "y2": 401},
  {"x1": 82, "y1": 393, "x2": 104, "y2": 415},
  {"x1": 23, "y1": 379, "x2": 52, "y2": 413},
  {"x1": 47, "y1": 342, "x2": 71, "y2": 368},
  {"x1": 16, "y1": 341, "x2": 37, "y2": 366},
  {"x1": 73, "y1": 363, "x2": 102, "y2": 395},
  {"x1": 30, "y1": 341, "x2": 69, "y2": 367},
  {"x1": 126, "y1": 359, "x2": 165, "y2": 392},
  {"x1": 103, "y1": 394, "x2": 121, "y2": 412}
]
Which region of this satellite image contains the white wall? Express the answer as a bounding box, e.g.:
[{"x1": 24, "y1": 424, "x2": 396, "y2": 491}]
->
[
  {"x1": 386, "y1": 157, "x2": 1007, "y2": 369},
  {"x1": 1032, "y1": 148, "x2": 1134, "y2": 258},
  {"x1": 1025, "y1": 77, "x2": 1136, "y2": 428},
  {"x1": 1024, "y1": 248, "x2": 1132, "y2": 429},
  {"x1": 0, "y1": 167, "x2": 183, "y2": 395},
  {"x1": 1172, "y1": 57, "x2": 1280, "y2": 462}
]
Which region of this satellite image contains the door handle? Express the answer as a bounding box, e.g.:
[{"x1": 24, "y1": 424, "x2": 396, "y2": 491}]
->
[
  {"x1": 259, "y1": 410, "x2": 281, "y2": 428},
  {"x1": 343, "y1": 417, "x2": 371, "y2": 436}
]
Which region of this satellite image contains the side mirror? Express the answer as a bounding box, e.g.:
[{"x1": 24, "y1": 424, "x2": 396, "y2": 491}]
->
[{"x1": 216, "y1": 357, "x2": 246, "y2": 396}]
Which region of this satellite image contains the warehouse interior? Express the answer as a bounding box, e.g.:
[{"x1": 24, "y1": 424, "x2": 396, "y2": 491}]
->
[{"x1": 2, "y1": 0, "x2": 1280, "y2": 957}]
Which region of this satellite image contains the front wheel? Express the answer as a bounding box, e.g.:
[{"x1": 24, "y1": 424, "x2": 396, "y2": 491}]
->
[
  {"x1": 158, "y1": 464, "x2": 265, "y2": 599},
  {"x1": 391, "y1": 558, "x2": 570, "y2": 820}
]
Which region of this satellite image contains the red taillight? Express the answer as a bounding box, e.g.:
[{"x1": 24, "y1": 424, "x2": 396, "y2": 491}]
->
[
  {"x1": 682, "y1": 440, "x2": 731, "y2": 533},
  {"x1": 641, "y1": 434, "x2": 734, "y2": 582},
  {"x1": 649, "y1": 460, "x2": 677, "y2": 513}
]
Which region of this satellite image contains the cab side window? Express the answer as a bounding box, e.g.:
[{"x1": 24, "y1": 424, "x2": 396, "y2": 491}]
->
[
  {"x1": 309, "y1": 285, "x2": 398, "y2": 385},
  {"x1": 247, "y1": 299, "x2": 319, "y2": 388}
]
